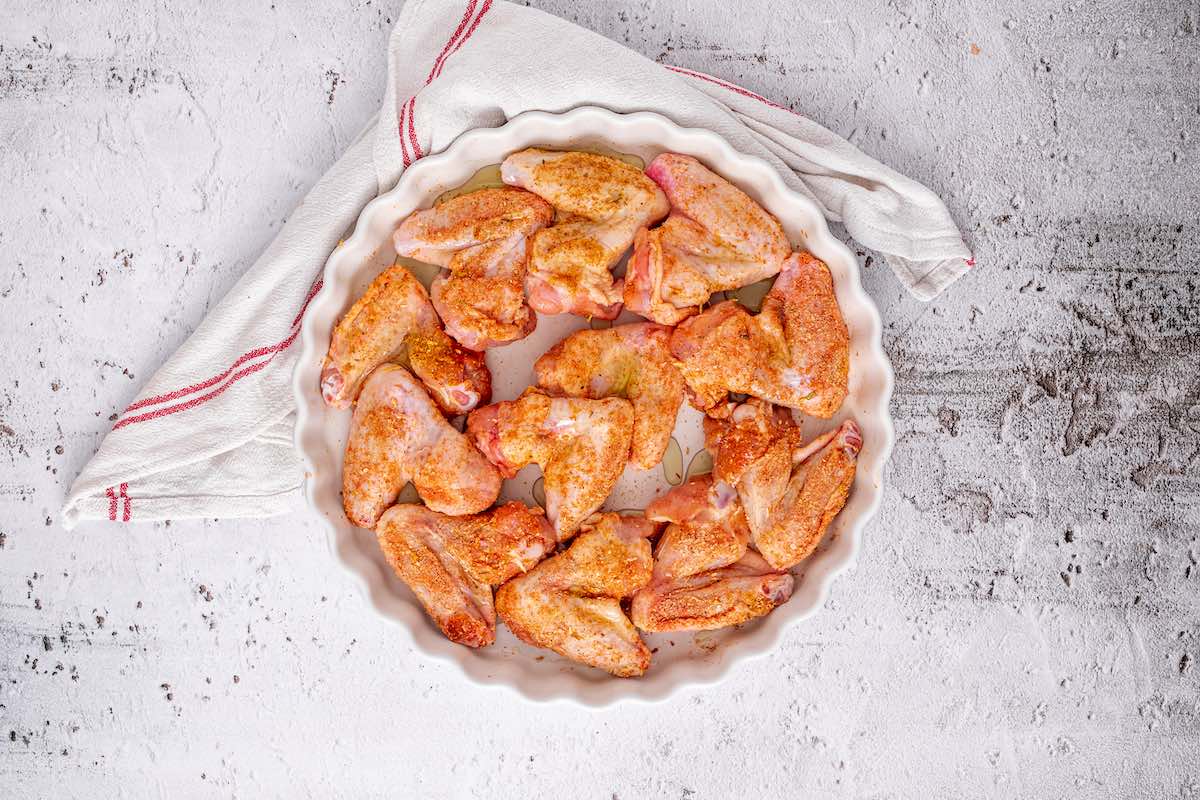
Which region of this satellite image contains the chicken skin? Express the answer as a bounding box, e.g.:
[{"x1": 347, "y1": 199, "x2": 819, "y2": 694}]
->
[
  {"x1": 495, "y1": 513, "x2": 656, "y2": 677},
  {"x1": 501, "y1": 149, "x2": 669, "y2": 319},
  {"x1": 670, "y1": 251, "x2": 850, "y2": 418},
  {"x1": 703, "y1": 399, "x2": 804, "y2": 539},
  {"x1": 376, "y1": 502, "x2": 556, "y2": 648},
  {"x1": 321, "y1": 264, "x2": 491, "y2": 414},
  {"x1": 706, "y1": 401, "x2": 862, "y2": 570},
  {"x1": 392, "y1": 187, "x2": 553, "y2": 350},
  {"x1": 703, "y1": 398, "x2": 801, "y2": 494},
  {"x1": 533, "y1": 322, "x2": 684, "y2": 469},
  {"x1": 643, "y1": 476, "x2": 749, "y2": 576},
  {"x1": 630, "y1": 475, "x2": 793, "y2": 632},
  {"x1": 342, "y1": 365, "x2": 501, "y2": 528},
  {"x1": 467, "y1": 390, "x2": 634, "y2": 540},
  {"x1": 624, "y1": 153, "x2": 791, "y2": 325}
]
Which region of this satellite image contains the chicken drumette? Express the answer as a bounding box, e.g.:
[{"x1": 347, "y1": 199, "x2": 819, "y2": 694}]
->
[
  {"x1": 706, "y1": 399, "x2": 862, "y2": 570},
  {"x1": 501, "y1": 149, "x2": 669, "y2": 319},
  {"x1": 392, "y1": 187, "x2": 553, "y2": 350},
  {"x1": 496, "y1": 512, "x2": 656, "y2": 677},
  {"x1": 624, "y1": 153, "x2": 791, "y2": 325},
  {"x1": 534, "y1": 322, "x2": 684, "y2": 469},
  {"x1": 342, "y1": 365, "x2": 501, "y2": 528},
  {"x1": 670, "y1": 251, "x2": 850, "y2": 418},
  {"x1": 321, "y1": 263, "x2": 490, "y2": 414},
  {"x1": 376, "y1": 502, "x2": 556, "y2": 647},
  {"x1": 467, "y1": 390, "x2": 634, "y2": 540},
  {"x1": 630, "y1": 475, "x2": 793, "y2": 632}
]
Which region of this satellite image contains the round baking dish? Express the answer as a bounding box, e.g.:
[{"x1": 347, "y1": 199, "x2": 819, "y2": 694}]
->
[{"x1": 293, "y1": 107, "x2": 894, "y2": 705}]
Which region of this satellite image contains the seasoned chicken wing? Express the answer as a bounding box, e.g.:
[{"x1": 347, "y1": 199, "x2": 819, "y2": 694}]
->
[
  {"x1": 630, "y1": 475, "x2": 792, "y2": 632},
  {"x1": 376, "y1": 502, "x2": 556, "y2": 647},
  {"x1": 342, "y1": 365, "x2": 501, "y2": 528},
  {"x1": 706, "y1": 402, "x2": 862, "y2": 570},
  {"x1": 467, "y1": 390, "x2": 634, "y2": 540},
  {"x1": 534, "y1": 322, "x2": 684, "y2": 469},
  {"x1": 703, "y1": 397, "x2": 806, "y2": 538},
  {"x1": 501, "y1": 149, "x2": 669, "y2": 319},
  {"x1": 632, "y1": 551, "x2": 793, "y2": 635},
  {"x1": 703, "y1": 398, "x2": 801, "y2": 489},
  {"x1": 321, "y1": 263, "x2": 491, "y2": 414},
  {"x1": 754, "y1": 419, "x2": 862, "y2": 569},
  {"x1": 624, "y1": 153, "x2": 791, "y2": 325},
  {"x1": 393, "y1": 187, "x2": 553, "y2": 350},
  {"x1": 670, "y1": 251, "x2": 850, "y2": 418},
  {"x1": 495, "y1": 513, "x2": 656, "y2": 677},
  {"x1": 644, "y1": 475, "x2": 748, "y2": 576}
]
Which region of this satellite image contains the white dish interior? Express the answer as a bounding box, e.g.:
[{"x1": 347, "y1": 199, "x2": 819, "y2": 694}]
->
[{"x1": 292, "y1": 107, "x2": 895, "y2": 705}]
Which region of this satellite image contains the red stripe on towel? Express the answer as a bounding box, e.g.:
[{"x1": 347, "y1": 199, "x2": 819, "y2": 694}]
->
[
  {"x1": 402, "y1": 0, "x2": 495, "y2": 164},
  {"x1": 428, "y1": 0, "x2": 478, "y2": 82},
  {"x1": 405, "y1": 96, "x2": 422, "y2": 161},
  {"x1": 114, "y1": 356, "x2": 275, "y2": 430},
  {"x1": 436, "y1": 0, "x2": 492, "y2": 79},
  {"x1": 113, "y1": 278, "x2": 322, "y2": 429},
  {"x1": 399, "y1": 98, "x2": 412, "y2": 168},
  {"x1": 664, "y1": 64, "x2": 795, "y2": 115}
]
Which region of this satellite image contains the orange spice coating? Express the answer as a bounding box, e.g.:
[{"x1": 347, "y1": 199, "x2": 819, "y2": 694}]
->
[
  {"x1": 501, "y1": 149, "x2": 669, "y2": 319},
  {"x1": 495, "y1": 513, "x2": 656, "y2": 676},
  {"x1": 624, "y1": 152, "x2": 791, "y2": 324},
  {"x1": 534, "y1": 322, "x2": 684, "y2": 469},
  {"x1": 705, "y1": 403, "x2": 863, "y2": 570},
  {"x1": 670, "y1": 251, "x2": 850, "y2": 418},
  {"x1": 630, "y1": 475, "x2": 792, "y2": 633},
  {"x1": 376, "y1": 502, "x2": 556, "y2": 647},
  {"x1": 393, "y1": 187, "x2": 553, "y2": 350},
  {"x1": 342, "y1": 365, "x2": 500, "y2": 528},
  {"x1": 466, "y1": 389, "x2": 634, "y2": 540},
  {"x1": 752, "y1": 420, "x2": 862, "y2": 569},
  {"x1": 321, "y1": 263, "x2": 490, "y2": 414}
]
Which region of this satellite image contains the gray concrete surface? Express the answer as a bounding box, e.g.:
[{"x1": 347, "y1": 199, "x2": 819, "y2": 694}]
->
[{"x1": 1, "y1": 0, "x2": 1198, "y2": 797}]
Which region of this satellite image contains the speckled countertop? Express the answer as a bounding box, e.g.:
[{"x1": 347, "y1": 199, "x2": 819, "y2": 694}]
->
[{"x1": 1, "y1": 1, "x2": 1198, "y2": 796}]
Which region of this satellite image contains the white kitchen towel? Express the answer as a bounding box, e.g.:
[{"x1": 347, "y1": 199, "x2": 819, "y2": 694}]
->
[{"x1": 61, "y1": 0, "x2": 972, "y2": 528}]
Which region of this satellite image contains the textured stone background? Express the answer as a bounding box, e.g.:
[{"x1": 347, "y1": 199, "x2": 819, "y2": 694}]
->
[{"x1": 2, "y1": 0, "x2": 1198, "y2": 796}]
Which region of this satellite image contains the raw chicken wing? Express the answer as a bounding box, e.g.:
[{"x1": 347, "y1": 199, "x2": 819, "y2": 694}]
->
[
  {"x1": 704, "y1": 399, "x2": 800, "y2": 483},
  {"x1": 645, "y1": 476, "x2": 749, "y2": 576},
  {"x1": 703, "y1": 398, "x2": 802, "y2": 537},
  {"x1": 501, "y1": 149, "x2": 669, "y2": 319},
  {"x1": 706, "y1": 402, "x2": 862, "y2": 570},
  {"x1": 534, "y1": 322, "x2": 684, "y2": 469},
  {"x1": 495, "y1": 513, "x2": 656, "y2": 676},
  {"x1": 670, "y1": 251, "x2": 849, "y2": 417},
  {"x1": 467, "y1": 390, "x2": 634, "y2": 540},
  {"x1": 393, "y1": 187, "x2": 553, "y2": 349},
  {"x1": 342, "y1": 365, "x2": 501, "y2": 528},
  {"x1": 321, "y1": 263, "x2": 490, "y2": 414},
  {"x1": 376, "y1": 502, "x2": 556, "y2": 647},
  {"x1": 630, "y1": 475, "x2": 792, "y2": 632},
  {"x1": 624, "y1": 153, "x2": 790, "y2": 324}
]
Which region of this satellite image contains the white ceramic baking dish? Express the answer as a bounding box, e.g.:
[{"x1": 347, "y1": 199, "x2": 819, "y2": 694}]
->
[{"x1": 292, "y1": 107, "x2": 894, "y2": 706}]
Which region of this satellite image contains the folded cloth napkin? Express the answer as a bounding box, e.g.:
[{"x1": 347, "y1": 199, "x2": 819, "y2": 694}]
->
[{"x1": 61, "y1": 0, "x2": 972, "y2": 529}]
